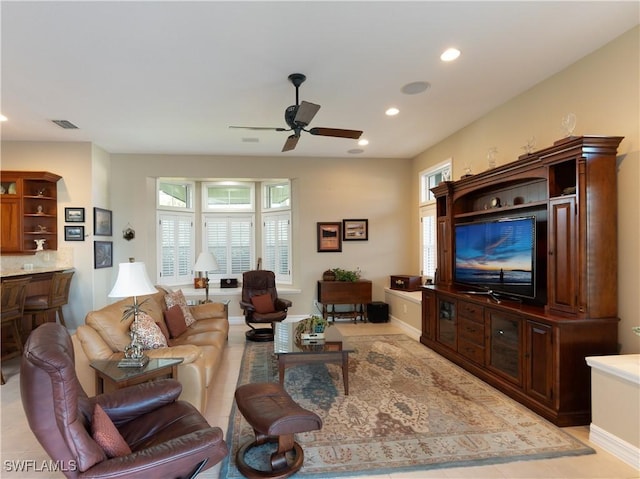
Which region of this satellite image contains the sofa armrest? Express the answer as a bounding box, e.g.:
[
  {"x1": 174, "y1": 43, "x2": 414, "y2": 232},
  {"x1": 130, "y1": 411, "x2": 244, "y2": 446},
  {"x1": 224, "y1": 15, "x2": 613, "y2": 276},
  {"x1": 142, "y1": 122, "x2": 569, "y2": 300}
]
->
[{"x1": 93, "y1": 379, "x2": 182, "y2": 426}]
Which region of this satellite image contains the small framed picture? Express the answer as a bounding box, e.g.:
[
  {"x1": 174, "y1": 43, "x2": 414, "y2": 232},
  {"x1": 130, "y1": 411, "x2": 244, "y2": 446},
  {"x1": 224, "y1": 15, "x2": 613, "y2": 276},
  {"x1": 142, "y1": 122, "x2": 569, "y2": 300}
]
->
[
  {"x1": 343, "y1": 219, "x2": 368, "y2": 241},
  {"x1": 65, "y1": 207, "x2": 85, "y2": 223},
  {"x1": 317, "y1": 222, "x2": 342, "y2": 252},
  {"x1": 94, "y1": 241, "x2": 113, "y2": 269},
  {"x1": 64, "y1": 225, "x2": 85, "y2": 241},
  {"x1": 94, "y1": 207, "x2": 112, "y2": 236}
]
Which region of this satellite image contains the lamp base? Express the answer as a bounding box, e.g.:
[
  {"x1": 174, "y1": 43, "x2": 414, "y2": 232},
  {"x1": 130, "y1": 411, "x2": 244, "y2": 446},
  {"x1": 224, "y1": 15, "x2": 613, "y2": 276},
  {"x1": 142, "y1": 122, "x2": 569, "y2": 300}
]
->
[{"x1": 117, "y1": 355, "x2": 150, "y2": 368}]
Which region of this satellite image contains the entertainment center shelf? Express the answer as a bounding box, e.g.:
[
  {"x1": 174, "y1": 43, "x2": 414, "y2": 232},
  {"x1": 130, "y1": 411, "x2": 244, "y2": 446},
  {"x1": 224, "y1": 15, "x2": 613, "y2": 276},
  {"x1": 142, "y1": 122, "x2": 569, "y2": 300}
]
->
[{"x1": 421, "y1": 135, "x2": 623, "y2": 426}]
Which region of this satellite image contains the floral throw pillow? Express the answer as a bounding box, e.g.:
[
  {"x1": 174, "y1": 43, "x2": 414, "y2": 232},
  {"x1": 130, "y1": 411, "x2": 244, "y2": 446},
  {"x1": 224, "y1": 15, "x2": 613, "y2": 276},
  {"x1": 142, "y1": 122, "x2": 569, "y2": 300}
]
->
[
  {"x1": 164, "y1": 290, "x2": 196, "y2": 327},
  {"x1": 132, "y1": 312, "x2": 168, "y2": 349}
]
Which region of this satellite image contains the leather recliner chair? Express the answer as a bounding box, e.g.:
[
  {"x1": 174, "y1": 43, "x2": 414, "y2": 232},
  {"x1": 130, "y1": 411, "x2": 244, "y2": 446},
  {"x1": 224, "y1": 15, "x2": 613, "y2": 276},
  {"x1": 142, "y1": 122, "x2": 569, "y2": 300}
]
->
[
  {"x1": 20, "y1": 322, "x2": 228, "y2": 479},
  {"x1": 239, "y1": 270, "x2": 292, "y2": 341}
]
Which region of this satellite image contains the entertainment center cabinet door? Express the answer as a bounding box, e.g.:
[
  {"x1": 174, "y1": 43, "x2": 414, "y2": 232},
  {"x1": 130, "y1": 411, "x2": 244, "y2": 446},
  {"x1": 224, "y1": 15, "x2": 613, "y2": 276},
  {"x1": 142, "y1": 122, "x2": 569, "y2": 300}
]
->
[
  {"x1": 486, "y1": 309, "x2": 523, "y2": 386},
  {"x1": 421, "y1": 289, "x2": 437, "y2": 341},
  {"x1": 548, "y1": 196, "x2": 578, "y2": 314},
  {"x1": 524, "y1": 321, "x2": 554, "y2": 406},
  {"x1": 436, "y1": 295, "x2": 457, "y2": 350}
]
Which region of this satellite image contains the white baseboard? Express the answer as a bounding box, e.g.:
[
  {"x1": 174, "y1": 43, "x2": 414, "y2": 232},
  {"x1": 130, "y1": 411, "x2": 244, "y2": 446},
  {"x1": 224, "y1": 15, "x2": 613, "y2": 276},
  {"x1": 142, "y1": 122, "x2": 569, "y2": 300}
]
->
[
  {"x1": 589, "y1": 423, "x2": 640, "y2": 470},
  {"x1": 389, "y1": 315, "x2": 421, "y2": 341}
]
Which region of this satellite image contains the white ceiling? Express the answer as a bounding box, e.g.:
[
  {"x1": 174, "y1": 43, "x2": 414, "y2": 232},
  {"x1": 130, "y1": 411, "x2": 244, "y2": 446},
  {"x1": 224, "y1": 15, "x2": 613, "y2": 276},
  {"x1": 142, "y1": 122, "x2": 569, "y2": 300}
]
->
[{"x1": 1, "y1": 1, "x2": 638, "y2": 159}]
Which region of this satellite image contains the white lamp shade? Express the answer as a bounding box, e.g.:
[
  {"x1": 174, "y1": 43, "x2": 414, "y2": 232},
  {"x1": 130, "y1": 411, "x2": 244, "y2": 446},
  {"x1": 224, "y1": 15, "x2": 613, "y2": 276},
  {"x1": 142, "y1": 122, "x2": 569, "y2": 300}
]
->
[
  {"x1": 108, "y1": 262, "x2": 157, "y2": 298},
  {"x1": 194, "y1": 251, "x2": 219, "y2": 272}
]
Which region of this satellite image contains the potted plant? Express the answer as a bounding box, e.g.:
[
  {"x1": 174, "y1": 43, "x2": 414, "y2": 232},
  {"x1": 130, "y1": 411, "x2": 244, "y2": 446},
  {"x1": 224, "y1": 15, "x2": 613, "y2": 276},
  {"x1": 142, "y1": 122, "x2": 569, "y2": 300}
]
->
[{"x1": 295, "y1": 315, "x2": 331, "y2": 340}]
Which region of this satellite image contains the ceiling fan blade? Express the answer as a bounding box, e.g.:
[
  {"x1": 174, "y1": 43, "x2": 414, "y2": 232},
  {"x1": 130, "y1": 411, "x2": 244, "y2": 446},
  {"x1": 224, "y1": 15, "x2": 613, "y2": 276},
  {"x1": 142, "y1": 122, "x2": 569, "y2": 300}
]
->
[
  {"x1": 229, "y1": 126, "x2": 288, "y2": 131},
  {"x1": 294, "y1": 101, "x2": 320, "y2": 126},
  {"x1": 282, "y1": 134, "x2": 300, "y2": 152},
  {"x1": 308, "y1": 127, "x2": 363, "y2": 139}
]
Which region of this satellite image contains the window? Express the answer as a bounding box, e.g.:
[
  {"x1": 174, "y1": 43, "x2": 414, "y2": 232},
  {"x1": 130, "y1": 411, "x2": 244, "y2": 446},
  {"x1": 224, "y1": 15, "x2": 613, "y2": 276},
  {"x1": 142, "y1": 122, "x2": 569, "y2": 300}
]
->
[
  {"x1": 157, "y1": 178, "x2": 293, "y2": 286},
  {"x1": 203, "y1": 215, "x2": 254, "y2": 277},
  {"x1": 203, "y1": 182, "x2": 254, "y2": 211},
  {"x1": 419, "y1": 160, "x2": 450, "y2": 278},
  {"x1": 420, "y1": 162, "x2": 451, "y2": 204},
  {"x1": 157, "y1": 180, "x2": 194, "y2": 210},
  {"x1": 263, "y1": 181, "x2": 290, "y2": 210},
  {"x1": 262, "y1": 212, "x2": 291, "y2": 283},
  {"x1": 157, "y1": 212, "x2": 194, "y2": 285},
  {"x1": 420, "y1": 205, "x2": 437, "y2": 278}
]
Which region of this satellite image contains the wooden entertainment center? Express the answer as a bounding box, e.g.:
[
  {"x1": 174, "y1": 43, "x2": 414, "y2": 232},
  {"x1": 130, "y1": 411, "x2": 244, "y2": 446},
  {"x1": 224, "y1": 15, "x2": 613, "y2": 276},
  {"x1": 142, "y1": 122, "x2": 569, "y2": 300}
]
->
[{"x1": 420, "y1": 136, "x2": 623, "y2": 426}]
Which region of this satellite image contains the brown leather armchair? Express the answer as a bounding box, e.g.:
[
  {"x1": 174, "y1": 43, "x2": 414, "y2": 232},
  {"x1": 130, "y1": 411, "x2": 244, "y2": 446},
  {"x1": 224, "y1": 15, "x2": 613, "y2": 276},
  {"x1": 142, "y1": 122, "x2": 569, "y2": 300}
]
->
[
  {"x1": 21, "y1": 322, "x2": 228, "y2": 479},
  {"x1": 239, "y1": 270, "x2": 292, "y2": 341}
]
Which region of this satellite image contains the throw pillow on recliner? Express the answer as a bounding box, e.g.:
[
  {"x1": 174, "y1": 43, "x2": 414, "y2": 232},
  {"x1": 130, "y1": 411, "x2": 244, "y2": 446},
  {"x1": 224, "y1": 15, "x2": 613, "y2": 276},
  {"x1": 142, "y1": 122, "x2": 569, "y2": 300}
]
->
[
  {"x1": 91, "y1": 404, "x2": 131, "y2": 458},
  {"x1": 250, "y1": 293, "x2": 275, "y2": 314}
]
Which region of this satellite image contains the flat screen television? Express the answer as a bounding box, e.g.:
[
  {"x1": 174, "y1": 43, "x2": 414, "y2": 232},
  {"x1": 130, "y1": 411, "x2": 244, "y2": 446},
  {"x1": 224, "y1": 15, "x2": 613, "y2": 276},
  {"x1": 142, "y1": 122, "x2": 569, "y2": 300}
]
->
[{"x1": 454, "y1": 216, "x2": 536, "y2": 300}]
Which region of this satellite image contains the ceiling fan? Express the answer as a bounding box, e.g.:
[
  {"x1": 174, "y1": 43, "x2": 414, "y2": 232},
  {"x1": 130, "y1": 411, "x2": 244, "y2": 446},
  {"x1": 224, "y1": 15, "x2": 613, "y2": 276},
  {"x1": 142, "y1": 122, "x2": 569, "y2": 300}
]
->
[{"x1": 229, "y1": 73, "x2": 363, "y2": 152}]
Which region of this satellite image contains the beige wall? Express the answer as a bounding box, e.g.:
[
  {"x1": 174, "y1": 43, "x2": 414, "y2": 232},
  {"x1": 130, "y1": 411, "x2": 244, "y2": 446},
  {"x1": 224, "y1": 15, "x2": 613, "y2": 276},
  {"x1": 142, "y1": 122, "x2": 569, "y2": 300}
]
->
[
  {"x1": 412, "y1": 26, "x2": 640, "y2": 354},
  {"x1": 108, "y1": 153, "x2": 413, "y2": 318}
]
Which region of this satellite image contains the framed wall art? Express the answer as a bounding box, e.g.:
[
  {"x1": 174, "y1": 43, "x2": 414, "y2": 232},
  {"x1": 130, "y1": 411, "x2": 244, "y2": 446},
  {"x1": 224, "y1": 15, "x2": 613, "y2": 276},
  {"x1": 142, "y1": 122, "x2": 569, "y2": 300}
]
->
[
  {"x1": 317, "y1": 222, "x2": 342, "y2": 252},
  {"x1": 94, "y1": 207, "x2": 112, "y2": 236},
  {"x1": 343, "y1": 219, "x2": 368, "y2": 241},
  {"x1": 94, "y1": 241, "x2": 113, "y2": 269},
  {"x1": 64, "y1": 225, "x2": 85, "y2": 241},
  {"x1": 65, "y1": 207, "x2": 85, "y2": 223}
]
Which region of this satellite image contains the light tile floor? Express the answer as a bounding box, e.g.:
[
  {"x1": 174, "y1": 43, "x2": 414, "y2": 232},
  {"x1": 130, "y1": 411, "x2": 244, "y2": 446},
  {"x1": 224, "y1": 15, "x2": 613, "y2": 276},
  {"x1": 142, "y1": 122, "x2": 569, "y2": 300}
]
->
[{"x1": 1, "y1": 322, "x2": 637, "y2": 479}]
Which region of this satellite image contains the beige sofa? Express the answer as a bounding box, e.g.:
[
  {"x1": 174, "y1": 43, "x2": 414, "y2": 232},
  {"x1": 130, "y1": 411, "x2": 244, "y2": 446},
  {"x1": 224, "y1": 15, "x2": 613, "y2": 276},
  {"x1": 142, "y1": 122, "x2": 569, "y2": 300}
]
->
[{"x1": 72, "y1": 286, "x2": 228, "y2": 413}]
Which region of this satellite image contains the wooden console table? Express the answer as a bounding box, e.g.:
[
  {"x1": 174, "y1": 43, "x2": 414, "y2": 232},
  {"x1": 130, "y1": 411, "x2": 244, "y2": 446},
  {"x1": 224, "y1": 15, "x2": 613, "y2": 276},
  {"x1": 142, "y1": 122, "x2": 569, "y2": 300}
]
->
[{"x1": 317, "y1": 280, "x2": 372, "y2": 322}]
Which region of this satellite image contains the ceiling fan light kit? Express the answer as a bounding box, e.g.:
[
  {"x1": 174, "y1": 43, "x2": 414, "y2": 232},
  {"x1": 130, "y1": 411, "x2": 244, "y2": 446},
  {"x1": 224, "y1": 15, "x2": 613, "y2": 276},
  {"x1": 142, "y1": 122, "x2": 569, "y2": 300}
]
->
[{"x1": 229, "y1": 73, "x2": 363, "y2": 152}]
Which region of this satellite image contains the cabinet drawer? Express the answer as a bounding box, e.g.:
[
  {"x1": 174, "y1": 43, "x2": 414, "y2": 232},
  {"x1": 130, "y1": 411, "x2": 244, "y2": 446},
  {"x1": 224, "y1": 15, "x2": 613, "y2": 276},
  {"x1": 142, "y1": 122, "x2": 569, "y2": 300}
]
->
[
  {"x1": 458, "y1": 339, "x2": 484, "y2": 365},
  {"x1": 458, "y1": 301, "x2": 484, "y2": 322},
  {"x1": 458, "y1": 317, "x2": 484, "y2": 345}
]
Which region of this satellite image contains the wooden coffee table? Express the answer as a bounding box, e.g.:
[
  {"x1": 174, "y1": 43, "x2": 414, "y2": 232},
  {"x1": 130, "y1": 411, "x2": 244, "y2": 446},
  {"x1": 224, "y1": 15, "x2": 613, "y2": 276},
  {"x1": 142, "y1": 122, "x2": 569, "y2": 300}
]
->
[
  {"x1": 274, "y1": 322, "x2": 353, "y2": 394},
  {"x1": 90, "y1": 357, "x2": 183, "y2": 394}
]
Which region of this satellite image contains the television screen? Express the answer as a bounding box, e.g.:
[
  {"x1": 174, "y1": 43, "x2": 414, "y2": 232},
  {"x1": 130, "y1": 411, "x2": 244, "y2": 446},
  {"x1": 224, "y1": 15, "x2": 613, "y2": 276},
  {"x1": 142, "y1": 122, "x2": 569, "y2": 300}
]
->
[{"x1": 454, "y1": 216, "x2": 536, "y2": 299}]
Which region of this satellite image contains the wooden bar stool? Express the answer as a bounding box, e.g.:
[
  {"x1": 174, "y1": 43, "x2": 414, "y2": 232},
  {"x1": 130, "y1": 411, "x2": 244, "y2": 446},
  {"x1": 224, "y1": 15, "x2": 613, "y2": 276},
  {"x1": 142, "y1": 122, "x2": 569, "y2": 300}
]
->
[
  {"x1": 1, "y1": 276, "x2": 31, "y2": 384},
  {"x1": 23, "y1": 270, "x2": 74, "y2": 328}
]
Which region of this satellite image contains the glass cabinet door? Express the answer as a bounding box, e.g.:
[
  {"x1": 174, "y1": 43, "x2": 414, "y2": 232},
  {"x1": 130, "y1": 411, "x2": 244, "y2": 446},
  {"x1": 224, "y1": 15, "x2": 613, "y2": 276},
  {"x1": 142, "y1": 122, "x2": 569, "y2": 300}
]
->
[
  {"x1": 437, "y1": 297, "x2": 456, "y2": 349},
  {"x1": 487, "y1": 310, "x2": 522, "y2": 385}
]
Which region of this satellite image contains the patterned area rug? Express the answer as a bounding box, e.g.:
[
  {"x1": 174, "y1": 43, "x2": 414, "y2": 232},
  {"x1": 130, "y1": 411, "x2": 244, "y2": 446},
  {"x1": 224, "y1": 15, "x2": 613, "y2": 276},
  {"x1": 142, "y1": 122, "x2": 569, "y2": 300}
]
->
[{"x1": 220, "y1": 334, "x2": 593, "y2": 478}]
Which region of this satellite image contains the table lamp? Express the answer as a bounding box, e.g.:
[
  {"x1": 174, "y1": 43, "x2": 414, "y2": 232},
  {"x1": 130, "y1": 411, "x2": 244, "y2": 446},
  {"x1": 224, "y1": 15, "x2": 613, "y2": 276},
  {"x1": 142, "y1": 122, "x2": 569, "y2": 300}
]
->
[
  {"x1": 108, "y1": 261, "x2": 157, "y2": 367},
  {"x1": 194, "y1": 251, "x2": 218, "y2": 303}
]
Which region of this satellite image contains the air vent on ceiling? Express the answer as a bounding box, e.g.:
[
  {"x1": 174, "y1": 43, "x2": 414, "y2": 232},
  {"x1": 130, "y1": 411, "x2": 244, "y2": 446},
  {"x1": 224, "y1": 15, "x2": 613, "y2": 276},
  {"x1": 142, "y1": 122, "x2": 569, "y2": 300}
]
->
[
  {"x1": 242, "y1": 137, "x2": 259, "y2": 143},
  {"x1": 51, "y1": 120, "x2": 79, "y2": 129}
]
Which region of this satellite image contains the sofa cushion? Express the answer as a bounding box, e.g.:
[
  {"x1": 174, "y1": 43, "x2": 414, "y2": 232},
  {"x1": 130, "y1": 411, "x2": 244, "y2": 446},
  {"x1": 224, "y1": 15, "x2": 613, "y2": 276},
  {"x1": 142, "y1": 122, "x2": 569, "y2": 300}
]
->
[
  {"x1": 251, "y1": 293, "x2": 275, "y2": 313},
  {"x1": 133, "y1": 312, "x2": 168, "y2": 350},
  {"x1": 164, "y1": 304, "x2": 188, "y2": 338},
  {"x1": 92, "y1": 404, "x2": 131, "y2": 458},
  {"x1": 164, "y1": 290, "x2": 196, "y2": 327}
]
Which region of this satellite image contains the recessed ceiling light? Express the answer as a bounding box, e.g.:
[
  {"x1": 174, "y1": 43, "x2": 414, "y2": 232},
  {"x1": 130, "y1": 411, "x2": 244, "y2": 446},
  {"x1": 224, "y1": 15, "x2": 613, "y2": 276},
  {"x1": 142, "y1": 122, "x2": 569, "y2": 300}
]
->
[
  {"x1": 348, "y1": 148, "x2": 364, "y2": 154},
  {"x1": 401, "y1": 81, "x2": 431, "y2": 95},
  {"x1": 358, "y1": 139, "x2": 369, "y2": 146},
  {"x1": 385, "y1": 107, "x2": 399, "y2": 116},
  {"x1": 0, "y1": 114, "x2": 7, "y2": 122},
  {"x1": 440, "y1": 48, "x2": 461, "y2": 62}
]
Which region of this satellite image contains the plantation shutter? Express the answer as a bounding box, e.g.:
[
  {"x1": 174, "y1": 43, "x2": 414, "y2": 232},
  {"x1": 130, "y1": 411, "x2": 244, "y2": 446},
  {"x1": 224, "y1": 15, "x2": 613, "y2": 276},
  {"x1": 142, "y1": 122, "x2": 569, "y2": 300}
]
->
[
  {"x1": 421, "y1": 206, "x2": 437, "y2": 278},
  {"x1": 158, "y1": 212, "x2": 194, "y2": 285},
  {"x1": 262, "y1": 212, "x2": 291, "y2": 283},
  {"x1": 203, "y1": 214, "x2": 254, "y2": 277}
]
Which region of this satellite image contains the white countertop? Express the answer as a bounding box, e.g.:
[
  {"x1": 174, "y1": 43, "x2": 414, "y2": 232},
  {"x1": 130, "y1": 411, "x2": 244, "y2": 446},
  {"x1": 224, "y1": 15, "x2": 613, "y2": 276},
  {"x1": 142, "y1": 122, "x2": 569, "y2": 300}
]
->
[{"x1": 586, "y1": 354, "x2": 640, "y2": 385}]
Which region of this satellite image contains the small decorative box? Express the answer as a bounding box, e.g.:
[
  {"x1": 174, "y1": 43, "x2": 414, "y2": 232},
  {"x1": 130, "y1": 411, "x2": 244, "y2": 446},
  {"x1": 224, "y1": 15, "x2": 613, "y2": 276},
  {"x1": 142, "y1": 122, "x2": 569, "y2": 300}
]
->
[
  {"x1": 220, "y1": 278, "x2": 238, "y2": 288},
  {"x1": 390, "y1": 275, "x2": 422, "y2": 292}
]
